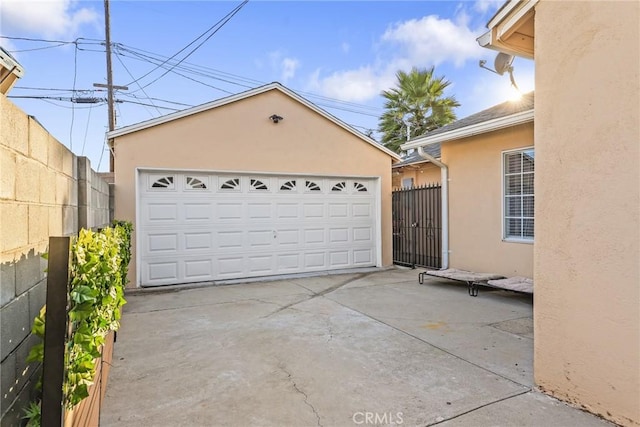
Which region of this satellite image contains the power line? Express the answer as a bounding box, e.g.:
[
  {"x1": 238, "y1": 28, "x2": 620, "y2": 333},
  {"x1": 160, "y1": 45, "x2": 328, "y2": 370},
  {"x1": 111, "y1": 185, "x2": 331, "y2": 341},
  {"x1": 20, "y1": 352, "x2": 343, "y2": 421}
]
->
[
  {"x1": 117, "y1": 99, "x2": 181, "y2": 111},
  {"x1": 9, "y1": 42, "x2": 69, "y2": 53},
  {"x1": 114, "y1": 51, "x2": 162, "y2": 116},
  {"x1": 81, "y1": 103, "x2": 95, "y2": 156},
  {"x1": 126, "y1": 0, "x2": 248, "y2": 91}
]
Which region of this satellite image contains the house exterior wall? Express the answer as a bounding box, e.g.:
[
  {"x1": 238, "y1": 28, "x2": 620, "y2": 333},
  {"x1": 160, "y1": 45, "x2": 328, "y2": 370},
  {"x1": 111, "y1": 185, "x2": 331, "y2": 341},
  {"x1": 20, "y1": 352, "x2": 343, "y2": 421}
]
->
[
  {"x1": 114, "y1": 89, "x2": 395, "y2": 287},
  {"x1": 534, "y1": 2, "x2": 640, "y2": 426},
  {"x1": 0, "y1": 95, "x2": 110, "y2": 425},
  {"x1": 442, "y1": 122, "x2": 534, "y2": 278},
  {"x1": 393, "y1": 162, "x2": 441, "y2": 188}
]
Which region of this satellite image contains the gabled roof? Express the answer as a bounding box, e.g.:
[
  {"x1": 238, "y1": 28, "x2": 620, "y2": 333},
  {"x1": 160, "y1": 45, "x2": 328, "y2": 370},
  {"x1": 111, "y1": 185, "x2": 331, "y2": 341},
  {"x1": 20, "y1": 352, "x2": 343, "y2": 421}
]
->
[
  {"x1": 401, "y1": 92, "x2": 534, "y2": 150},
  {"x1": 107, "y1": 82, "x2": 401, "y2": 160},
  {"x1": 392, "y1": 144, "x2": 441, "y2": 168}
]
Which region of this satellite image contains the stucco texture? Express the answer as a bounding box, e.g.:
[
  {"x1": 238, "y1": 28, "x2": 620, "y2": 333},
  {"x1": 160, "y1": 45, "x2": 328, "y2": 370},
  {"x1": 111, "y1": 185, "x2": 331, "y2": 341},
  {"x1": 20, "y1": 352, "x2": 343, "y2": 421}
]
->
[
  {"x1": 113, "y1": 89, "x2": 395, "y2": 287},
  {"x1": 534, "y1": 1, "x2": 640, "y2": 426},
  {"x1": 442, "y1": 123, "x2": 534, "y2": 278}
]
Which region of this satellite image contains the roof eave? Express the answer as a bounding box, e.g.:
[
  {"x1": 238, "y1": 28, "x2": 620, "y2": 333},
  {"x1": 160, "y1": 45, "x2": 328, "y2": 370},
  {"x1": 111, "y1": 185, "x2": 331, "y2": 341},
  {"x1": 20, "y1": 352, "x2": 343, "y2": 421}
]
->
[
  {"x1": 401, "y1": 109, "x2": 534, "y2": 150},
  {"x1": 478, "y1": 0, "x2": 537, "y2": 59}
]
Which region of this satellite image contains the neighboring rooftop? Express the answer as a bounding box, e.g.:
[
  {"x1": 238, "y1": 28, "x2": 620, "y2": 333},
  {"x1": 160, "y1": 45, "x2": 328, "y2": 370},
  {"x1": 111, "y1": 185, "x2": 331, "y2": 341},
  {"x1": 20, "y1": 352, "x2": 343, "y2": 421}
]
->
[
  {"x1": 402, "y1": 92, "x2": 534, "y2": 149},
  {"x1": 392, "y1": 143, "x2": 441, "y2": 168}
]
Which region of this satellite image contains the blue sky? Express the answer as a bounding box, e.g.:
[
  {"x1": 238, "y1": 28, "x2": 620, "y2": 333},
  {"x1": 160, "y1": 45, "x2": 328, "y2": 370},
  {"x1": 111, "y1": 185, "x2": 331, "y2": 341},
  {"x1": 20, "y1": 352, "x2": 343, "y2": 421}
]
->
[{"x1": 1, "y1": 1, "x2": 534, "y2": 172}]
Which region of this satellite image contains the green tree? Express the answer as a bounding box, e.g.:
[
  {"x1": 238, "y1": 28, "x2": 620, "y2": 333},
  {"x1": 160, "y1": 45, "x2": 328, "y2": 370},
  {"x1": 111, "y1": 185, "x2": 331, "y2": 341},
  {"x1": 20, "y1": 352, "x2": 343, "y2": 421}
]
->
[{"x1": 378, "y1": 66, "x2": 460, "y2": 153}]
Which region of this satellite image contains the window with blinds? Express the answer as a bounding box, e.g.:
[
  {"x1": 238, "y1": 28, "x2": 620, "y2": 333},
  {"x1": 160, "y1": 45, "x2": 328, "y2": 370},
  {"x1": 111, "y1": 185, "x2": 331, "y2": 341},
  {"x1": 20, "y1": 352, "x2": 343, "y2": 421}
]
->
[{"x1": 504, "y1": 148, "x2": 534, "y2": 241}]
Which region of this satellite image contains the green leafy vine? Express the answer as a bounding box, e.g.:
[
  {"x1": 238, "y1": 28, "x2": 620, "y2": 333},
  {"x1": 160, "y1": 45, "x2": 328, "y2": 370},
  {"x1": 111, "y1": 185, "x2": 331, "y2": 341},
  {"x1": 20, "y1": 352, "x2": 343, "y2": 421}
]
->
[{"x1": 24, "y1": 220, "x2": 133, "y2": 424}]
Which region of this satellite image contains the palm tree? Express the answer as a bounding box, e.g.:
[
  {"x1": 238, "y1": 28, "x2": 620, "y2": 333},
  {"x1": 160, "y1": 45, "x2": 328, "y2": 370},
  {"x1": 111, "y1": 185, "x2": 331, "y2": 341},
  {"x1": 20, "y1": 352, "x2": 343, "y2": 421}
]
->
[{"x1": 378, "y1": 67, "x2": 460, "y2": 153}]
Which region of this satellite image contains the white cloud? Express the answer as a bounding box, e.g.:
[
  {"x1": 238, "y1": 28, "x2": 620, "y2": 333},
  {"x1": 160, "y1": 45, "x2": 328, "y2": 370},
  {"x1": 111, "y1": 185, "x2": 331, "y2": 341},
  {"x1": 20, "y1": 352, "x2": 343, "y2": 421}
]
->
[
  {"x1": 474, "y1": 0, "x2": 502, "y2": 14},
  {"x1": 267, "y1": 50, "x2": 300, "y2": 83},
  {"x1": 281, "y1": 57, "x2": 299, "y2": 82},
  {"x1": 0, "y1": 0, "x2": 98, "y2": 37},
  {"x1": 310, "y1": 66, "x2": 386, "y2": 102},
  {"x1": 381, "y1": 14, "x2": 484, "y2": 68},
  {"x1": 341, "y1": 42, "x2": 350, "y2": 54},
  {"x1": 306, "y1": 11, "x2": 486, "y2": 102}
]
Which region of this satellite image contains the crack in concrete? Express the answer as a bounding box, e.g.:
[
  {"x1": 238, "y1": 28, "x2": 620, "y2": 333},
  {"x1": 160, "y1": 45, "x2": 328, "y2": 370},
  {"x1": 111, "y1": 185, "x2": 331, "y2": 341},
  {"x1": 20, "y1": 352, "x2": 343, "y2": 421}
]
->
[
  {"x1": 424, "y1": 389, "x2": 532, "y2": 426},
  {"x1": 263, "y1": 273, "x2": 372, "y2": 318},
  {"x1": 325, "y1": 320, "x2": 334, "y2": 343},
  {"x1": 279, "y1": 364, "x2": 322, "y2": 427}
]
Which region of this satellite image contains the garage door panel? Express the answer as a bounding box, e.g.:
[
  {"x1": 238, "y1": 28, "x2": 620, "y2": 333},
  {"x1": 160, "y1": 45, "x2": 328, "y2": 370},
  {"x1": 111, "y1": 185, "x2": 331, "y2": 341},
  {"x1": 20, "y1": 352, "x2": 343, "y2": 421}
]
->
[
  {"x1": 303, "y1": 203, "x2": 324, "y2": 218},
  {"x1": 146, "y1": 203, "x2": 178, "y2": 222},
  {"x1": 329, "y1": 250, "x2": 349, "y2": 267},
  {"x1": 248, "y1": 203, "x2": 271, "y2": 219},
  {"x1": 139, "y1": 172, "x2": 378, "y2": 286},
  {"x1": 184, "y1": 259, "x2": 213, "y2": 280},
  {"x1": 352, "y1": 203, "x2": 372, "y2": 217},
  {"x1": 329, "y1": 228, "x2": 349, "y2": 243},
  {"x1": 183, "y1": 203, "x2": 212, "y2": 221},
  {"x1": 184, "y1": 232, "x2": 212, "y2": 251},
  {"x1": 353, "y1": 227, "x2": 373, "y2": 242},
  {"x1": 304, "y1": 252, "x2": 326, "y2": 269},
  {"x1": 304, "y1": 228, "x2": 325, "y2": 245},
  {"x1": 248, "y1": 230, "x2": 274, "y2": 248},
  {"x1": 276, "y1": 203, "x2": 300, "y2": 219},
  {"x1": 147, "y1": 262, "x2": 178, "y2": 282},
  {"x1": 217, "y1": 231, "x2": 243, "y2": 249},
  {"x1": 353, "y1": 249, "x2": 373, "y2": 265},
  {"x1": 147, "y1": 233, "x2": 178, "y2": 253},
  {"x1": 277, "y1": 253, "x2": 300, "y2": 270},
  {"x1": 275, "y1": 229, "x2": 300, "y2": 247},
  {"x1": 248, "y1": 255, "x2": 274, "y2": 273},
  {"x1": 328, "y1": 203, "x2": 348, "y2": 218},
  {"x1": 217, "y1": 203, "x2": 243, "y2": 220},
  {"x1": 218, "y1": 257, "x2": 244, "y2": 276}
]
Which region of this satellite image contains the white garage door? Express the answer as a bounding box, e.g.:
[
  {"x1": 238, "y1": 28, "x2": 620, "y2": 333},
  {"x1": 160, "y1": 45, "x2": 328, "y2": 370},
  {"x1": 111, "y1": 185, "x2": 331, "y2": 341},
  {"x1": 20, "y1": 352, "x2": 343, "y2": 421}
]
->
[{"x1": 138, "y1": 171, "x2": 379, "y2": 286}]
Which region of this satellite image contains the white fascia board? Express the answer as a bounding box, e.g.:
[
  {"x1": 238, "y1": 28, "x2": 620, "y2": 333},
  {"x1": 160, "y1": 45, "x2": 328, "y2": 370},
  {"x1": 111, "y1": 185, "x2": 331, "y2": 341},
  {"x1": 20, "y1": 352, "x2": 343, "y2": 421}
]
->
[
  {"x1": 107, "y1": 82, "x2": 400, "y2": 161},
  {"x1": 400, "y1": 109, "x2": 534, "y2": 150},
  {"x1": 477, "y1": 30, "x2": 493, "y2": 48},
  {"x1": 0, "y1": 51, "x2": 24, "y2": 78},
  {"x1": 487, "y1": 0, "x2": 527, "y2": 29}
]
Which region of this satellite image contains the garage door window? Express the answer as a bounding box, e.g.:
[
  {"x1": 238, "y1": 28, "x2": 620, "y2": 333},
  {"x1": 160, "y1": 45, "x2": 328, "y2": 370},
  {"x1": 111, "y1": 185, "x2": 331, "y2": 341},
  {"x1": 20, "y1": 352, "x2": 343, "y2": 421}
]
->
[
  {"x1": 354, "y1": 182, "x2": 368, "y2": 192},
  {"x1": 220, "y1": 178, "x2": 240, "y2": 190},
  {"x1": 185, "y1": 176, "x2": 207, "y2": 189},
  {"x1": 250, "y1": 179, "x2": 268, "y2": 191},
  {"x1": 150, "y1": 175, "x2": 175, "y2": 189},
  {"x1": 306, "y1": 180, "x2": 321, "y2": 191},
  {"x1": 332, "y1": 181, "x2": 346, "y2": 192},
  {"x1": 280, "y1": 180, "x2": 297, "y2": 191}
]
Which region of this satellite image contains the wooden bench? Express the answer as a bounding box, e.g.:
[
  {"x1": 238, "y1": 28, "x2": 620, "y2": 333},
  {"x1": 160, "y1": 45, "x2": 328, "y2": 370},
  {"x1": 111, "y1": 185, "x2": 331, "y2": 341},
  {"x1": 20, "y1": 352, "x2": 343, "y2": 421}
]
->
[{"x1": 419, "y1": 268, "x2": 533, "y2": 297}]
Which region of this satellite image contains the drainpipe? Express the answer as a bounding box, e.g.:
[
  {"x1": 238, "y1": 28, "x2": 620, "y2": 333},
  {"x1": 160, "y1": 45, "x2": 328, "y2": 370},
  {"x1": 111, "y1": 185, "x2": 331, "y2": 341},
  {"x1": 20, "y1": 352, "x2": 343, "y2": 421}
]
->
[{"x1": 416, "y1": 146, "x2": 449, "y2": 269}]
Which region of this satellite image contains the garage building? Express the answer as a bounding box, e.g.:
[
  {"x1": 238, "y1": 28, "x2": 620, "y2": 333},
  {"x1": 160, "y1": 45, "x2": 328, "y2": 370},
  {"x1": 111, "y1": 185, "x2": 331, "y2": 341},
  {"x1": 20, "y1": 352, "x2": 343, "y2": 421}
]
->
[{"x1": 110, "y1": 83, "x2": 399, "y2": 287}]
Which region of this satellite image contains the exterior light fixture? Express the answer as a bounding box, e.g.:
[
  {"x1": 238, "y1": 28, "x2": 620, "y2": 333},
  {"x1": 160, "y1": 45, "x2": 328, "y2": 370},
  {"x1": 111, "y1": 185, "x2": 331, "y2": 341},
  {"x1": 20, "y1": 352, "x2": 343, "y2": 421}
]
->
[{"x1": 269, "y1": 114, "x2": 283, "y2": 124}]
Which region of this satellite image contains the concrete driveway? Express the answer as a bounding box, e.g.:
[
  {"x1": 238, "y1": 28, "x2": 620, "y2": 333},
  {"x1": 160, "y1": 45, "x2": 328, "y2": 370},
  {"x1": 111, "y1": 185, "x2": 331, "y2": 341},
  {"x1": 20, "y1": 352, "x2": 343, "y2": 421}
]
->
[{"x1": 101, "y1": 268, "x2": 611, "y2": 426}]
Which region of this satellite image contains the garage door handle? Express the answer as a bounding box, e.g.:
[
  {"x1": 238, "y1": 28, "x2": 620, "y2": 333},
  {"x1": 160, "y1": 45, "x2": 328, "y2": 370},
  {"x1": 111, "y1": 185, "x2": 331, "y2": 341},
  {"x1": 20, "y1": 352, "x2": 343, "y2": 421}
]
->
[{"x1": 273, "y1": 230, "x2": 277, "y2": 239}]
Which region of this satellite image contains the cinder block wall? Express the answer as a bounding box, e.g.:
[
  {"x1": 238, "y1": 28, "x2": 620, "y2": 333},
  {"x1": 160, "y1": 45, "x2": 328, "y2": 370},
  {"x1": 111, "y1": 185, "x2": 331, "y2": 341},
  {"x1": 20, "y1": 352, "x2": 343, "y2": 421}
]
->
[{"x1": 0, "y1": 95, "x2": 110, "y2": 425}]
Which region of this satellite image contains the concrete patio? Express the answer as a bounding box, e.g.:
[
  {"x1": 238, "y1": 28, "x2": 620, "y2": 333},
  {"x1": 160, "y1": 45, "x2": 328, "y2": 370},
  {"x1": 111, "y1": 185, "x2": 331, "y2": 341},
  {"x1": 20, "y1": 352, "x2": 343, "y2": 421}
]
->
[{"x1": 101, "y1": 268, "x2": 612, "y2": 426}]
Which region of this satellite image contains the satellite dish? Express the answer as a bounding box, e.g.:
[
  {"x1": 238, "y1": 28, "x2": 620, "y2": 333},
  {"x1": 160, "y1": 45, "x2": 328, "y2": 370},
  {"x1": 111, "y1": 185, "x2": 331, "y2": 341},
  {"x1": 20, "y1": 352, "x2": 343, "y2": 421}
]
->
[{"x1": 494, "y1": 53, "x2": 515, "y2": 76}]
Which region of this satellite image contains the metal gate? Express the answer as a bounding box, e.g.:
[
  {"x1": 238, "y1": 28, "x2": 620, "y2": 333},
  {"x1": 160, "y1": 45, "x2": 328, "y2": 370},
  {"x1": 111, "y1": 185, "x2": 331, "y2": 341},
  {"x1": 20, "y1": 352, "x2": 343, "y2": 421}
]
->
[{"x1": 392, "y1": 184, "x2": 442, "y2": 268}]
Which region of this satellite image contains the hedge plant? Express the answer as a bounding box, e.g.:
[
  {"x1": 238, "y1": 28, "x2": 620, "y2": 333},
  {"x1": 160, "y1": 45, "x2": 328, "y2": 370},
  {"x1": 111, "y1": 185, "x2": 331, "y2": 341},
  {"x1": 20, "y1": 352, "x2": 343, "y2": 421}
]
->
[{"x1": 24, "y1": 221, "x2": 133, "y2": 425}]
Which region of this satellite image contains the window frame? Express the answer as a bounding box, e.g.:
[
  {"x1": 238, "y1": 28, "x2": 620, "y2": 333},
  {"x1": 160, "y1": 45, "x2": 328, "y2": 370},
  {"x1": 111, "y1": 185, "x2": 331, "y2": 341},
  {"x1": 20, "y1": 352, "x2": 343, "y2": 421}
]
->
[{"x1": 501, "y1": 146, "x2": 535, "y2": 244}]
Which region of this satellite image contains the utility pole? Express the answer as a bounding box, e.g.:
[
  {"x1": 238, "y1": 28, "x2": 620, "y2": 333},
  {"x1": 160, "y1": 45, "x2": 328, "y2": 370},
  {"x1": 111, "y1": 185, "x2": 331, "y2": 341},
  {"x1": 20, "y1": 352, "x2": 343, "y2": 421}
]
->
[
  {"x1": 95, "y1": 0, "x2": 126, "y2": 172},
  {"x1": 104, "y1": 0, "x2": 115, "y2": 172}
]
